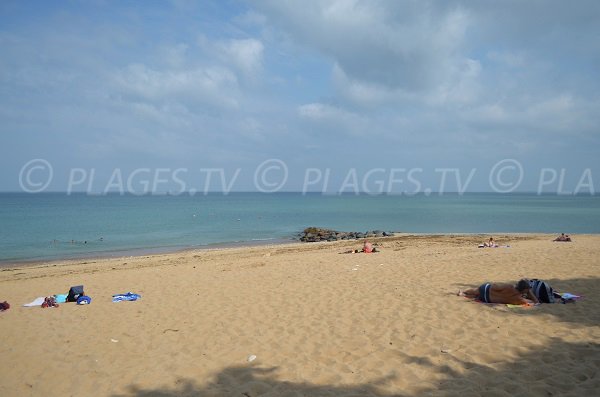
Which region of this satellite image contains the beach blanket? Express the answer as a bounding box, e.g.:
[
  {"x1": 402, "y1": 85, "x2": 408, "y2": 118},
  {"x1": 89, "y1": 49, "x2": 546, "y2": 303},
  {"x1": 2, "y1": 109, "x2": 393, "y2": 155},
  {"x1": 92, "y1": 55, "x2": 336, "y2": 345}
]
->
[
  {"x1": 26, "y1": 294, "x2": 70, "y2": 306},
  {"x1": 499, "y1": 293, "x2": 581, "y2": 306},
  {"x1": 54, "y1": 294, "x2": 68, "y2": 303},
  {"x1": 478, "y1": 244, "x2": 511, "y2": 248},
  {"x1": 461, "y1": 295, "x2": 536, "y2": 309},
  {"x1": 112, "y1": 292, "x2": 141, "y2": 303},
  {"x1": 506, "y1": 303, "x2": 537, "y2": 309},
  {"x1": 77, "y1": 295, "x2": 92, "y2": 305},
  {"x1": 558, "y1": 292, "x2": 582, "y2": 303},
  {"x1": 23, "y1": 297, "x2": 46, "y2": 307}
]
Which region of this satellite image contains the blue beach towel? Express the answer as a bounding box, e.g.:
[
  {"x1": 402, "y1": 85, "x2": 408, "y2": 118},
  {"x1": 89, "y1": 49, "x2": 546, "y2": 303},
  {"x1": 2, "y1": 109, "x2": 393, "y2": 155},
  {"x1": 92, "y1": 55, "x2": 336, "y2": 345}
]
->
[
  {"x1": 54, "y1": 294, "x2": 68, "y2": 303},
  {"x1": 77, "y1": 295, "x2": 92, "y2": 305},
  {"x1": 112, "y1": 292, "x2": 141, "y2": 303}
]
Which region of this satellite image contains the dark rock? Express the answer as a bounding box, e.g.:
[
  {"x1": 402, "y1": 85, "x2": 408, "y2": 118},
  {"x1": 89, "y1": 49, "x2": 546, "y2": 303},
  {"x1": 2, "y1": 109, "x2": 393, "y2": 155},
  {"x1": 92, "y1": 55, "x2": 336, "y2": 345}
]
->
[{"x1": 297, "y1": 227, "x2": 396, "y2": 243}]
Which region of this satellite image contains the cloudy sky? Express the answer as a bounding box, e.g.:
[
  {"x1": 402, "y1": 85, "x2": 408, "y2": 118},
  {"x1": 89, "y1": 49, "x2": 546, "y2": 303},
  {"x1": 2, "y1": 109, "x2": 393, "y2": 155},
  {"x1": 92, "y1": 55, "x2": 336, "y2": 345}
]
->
[{"x1": 1, "y1": 0, "x2": 599, "y2": 193}]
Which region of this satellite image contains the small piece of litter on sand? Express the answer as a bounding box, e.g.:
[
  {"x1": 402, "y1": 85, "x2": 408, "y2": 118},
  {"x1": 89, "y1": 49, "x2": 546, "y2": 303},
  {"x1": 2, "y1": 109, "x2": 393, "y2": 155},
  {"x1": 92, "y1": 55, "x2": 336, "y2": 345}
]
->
[
  {"x1": 111, "y1": 339, "x2": 119, "y2": 343},
  {"x1": 247, "y1": 355, "x2": 257, "y2": 362},
  {"x1": 441, "y1": 349, "x2": 451, "y2": 353}
]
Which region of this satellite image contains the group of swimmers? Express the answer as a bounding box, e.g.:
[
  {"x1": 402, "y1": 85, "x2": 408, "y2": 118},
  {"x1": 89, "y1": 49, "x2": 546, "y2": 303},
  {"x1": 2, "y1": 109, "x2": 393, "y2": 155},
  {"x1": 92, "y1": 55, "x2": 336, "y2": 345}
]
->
[{"x1": 51, "y1": 237, "x2": 104, "y2": 245}]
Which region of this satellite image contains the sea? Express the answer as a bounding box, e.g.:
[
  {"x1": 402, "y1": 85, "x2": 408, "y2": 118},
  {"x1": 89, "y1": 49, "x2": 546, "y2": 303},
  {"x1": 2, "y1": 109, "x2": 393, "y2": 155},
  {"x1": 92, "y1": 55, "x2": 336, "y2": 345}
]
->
[{"x1": 1, "y1": 192, "x2": 599, "y2": 263}]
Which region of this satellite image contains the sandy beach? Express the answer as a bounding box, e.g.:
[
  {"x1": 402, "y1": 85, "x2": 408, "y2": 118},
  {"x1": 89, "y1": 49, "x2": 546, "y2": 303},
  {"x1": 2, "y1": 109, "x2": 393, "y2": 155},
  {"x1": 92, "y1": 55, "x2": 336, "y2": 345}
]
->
[{"x1": 0, "y1": 234, "x2": 598, "y2": 397}]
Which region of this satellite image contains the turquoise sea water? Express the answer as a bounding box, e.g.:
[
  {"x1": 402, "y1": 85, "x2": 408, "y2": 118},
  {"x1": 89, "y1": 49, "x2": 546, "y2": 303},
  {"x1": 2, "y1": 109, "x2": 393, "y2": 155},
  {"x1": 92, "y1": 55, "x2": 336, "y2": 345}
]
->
[{"x1": 1, "y1": 192, "x2": 599, "y2": 263}]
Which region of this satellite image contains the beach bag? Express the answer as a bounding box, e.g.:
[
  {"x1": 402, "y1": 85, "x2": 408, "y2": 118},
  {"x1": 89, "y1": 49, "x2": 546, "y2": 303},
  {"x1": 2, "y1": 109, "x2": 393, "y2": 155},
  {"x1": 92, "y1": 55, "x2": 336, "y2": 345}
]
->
[
  {"x1": 67, "y1": 285, "x2": 84, "y2": 302},
  {"x1": 530, "y1": 279, "x2": 555, "y2": 303}
]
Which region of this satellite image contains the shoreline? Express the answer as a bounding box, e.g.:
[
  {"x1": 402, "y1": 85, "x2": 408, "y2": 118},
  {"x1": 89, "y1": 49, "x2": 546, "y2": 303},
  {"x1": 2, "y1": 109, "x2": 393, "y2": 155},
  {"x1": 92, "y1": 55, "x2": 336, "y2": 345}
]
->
[
  {"x1": 2, "y1": 228, "x2": 587, "y2": 268},
  {"x1": 0, "y1": 237, "x2": 295, "y2": 270},
  {"x1": 0, "y1": 232, "x2": 580, "y2": 272}
]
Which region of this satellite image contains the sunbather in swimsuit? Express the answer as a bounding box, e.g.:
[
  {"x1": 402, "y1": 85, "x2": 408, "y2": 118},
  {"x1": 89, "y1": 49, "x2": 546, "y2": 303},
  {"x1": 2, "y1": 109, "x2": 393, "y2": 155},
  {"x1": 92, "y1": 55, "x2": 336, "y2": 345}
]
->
[
  {"x1": 478, "y1": 283, "x2": 492, "y2": 303},
  {"x1": 459, "y1": 279, "x2": 534, "y2": 305}
]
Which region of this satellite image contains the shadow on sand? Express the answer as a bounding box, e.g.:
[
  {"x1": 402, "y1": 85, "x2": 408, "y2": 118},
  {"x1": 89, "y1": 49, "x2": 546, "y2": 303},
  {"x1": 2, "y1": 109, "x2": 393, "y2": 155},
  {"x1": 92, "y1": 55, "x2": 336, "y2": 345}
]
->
[
  {"x1": 510, "y1": 277, "x2": 599, "y2": 327},
  {"x1": 114, "y1": 275, "x2": 598, "y2": 396},
  {"x1": 453, "y1": 276, "x2": 599, "y2": 327},
  {"x1": 114, "y1": 338, "x2": 599, "y2": 397},
  {"x1": 115, "y1": 338, "x2": 600, "y2": 397}
]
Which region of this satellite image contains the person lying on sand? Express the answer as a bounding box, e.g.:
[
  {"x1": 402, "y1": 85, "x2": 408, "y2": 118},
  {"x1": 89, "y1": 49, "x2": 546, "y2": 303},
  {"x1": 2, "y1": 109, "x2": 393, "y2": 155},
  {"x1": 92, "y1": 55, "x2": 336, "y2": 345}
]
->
[
  {"x1": 343, "y1": 240, "x2": 379, "y2": 254},
  {"x1": 482, "y1": 237, "x2": 498, "y2": 247},
  {"x1": 458, "y1": 279, "x2": 538, "y2": 305},
  {"x1": 477, "y1": 237, "x2": 511, "y2": 248},
  {"x1": 362, "y1": 240, "x2": 375, "y2": 253},
  {"x1": 554, "y1": 233, "x2": 572, "y2": 242}
]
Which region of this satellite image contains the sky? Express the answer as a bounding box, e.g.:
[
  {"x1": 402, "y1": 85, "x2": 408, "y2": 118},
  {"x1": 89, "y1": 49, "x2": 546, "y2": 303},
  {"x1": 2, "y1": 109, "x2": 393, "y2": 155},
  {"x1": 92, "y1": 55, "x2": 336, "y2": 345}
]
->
[{"x1": 1, "y1": 0, "x2": 599, "y2": 194}]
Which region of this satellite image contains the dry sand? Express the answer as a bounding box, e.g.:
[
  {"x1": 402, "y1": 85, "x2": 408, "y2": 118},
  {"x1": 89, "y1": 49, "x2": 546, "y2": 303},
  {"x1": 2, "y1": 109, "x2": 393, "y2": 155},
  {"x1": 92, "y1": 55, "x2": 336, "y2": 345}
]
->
[{"x1": 0, "y1": 234, "x2": 599, "y2": 397}]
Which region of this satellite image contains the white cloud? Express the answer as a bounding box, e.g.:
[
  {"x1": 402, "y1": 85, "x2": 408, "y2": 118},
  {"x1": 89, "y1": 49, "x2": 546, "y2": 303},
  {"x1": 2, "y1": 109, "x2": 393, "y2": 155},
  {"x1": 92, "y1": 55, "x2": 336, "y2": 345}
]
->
[
  {"x1": 331, "y1": 55, "x2": 482, "y2": 109},
  {"x1": 197, "y1": 35, "x2": 265, "y2": 81},
  {"x1": 256, "y1": 1, "x2": 471, "y2": 92},
  {"x1": 428, "y1": 58, "x2": 482, "y2": 105},
  {"x1": 114, "y1": 63, "x2": 240, "y2": 109},
  {"x1": 2, "y1": 1, "x2": 599, "y2": 191},
  {"x1": 331, "y1": 63, "x2": 396, "y2": 106},
  {"x1": 298, "y1": 102, "x2": 369, "y2": 136},
  {"x1": 298, "y1": 102, "x2": 347, "y2": 120},
  {"x1": 486, "y1": 51, "x2": 527, "y2": 68},
  {"x1": 218, "y1": 38, "x2": 264, "y2": 77},
  {"x1": 235, "y1": 117, "x2": 268, "y2": 142}
]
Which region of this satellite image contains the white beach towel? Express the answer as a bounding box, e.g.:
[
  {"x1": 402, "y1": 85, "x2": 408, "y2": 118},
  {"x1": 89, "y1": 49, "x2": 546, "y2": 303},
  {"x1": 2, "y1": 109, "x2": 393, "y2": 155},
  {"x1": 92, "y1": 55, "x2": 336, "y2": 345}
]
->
[{"x1": 23, "y1": 297, "x2": 46, "y2": 307}]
